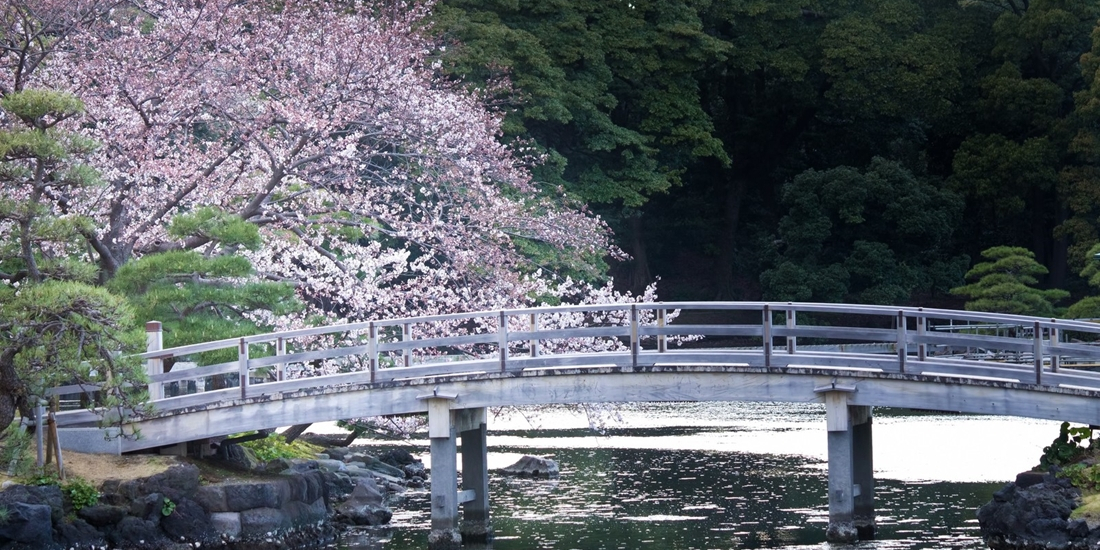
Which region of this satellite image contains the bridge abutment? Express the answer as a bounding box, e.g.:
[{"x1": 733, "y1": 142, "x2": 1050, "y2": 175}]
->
[{"x1": 821, "y1": 389, "x2": 874, "y2": 543}]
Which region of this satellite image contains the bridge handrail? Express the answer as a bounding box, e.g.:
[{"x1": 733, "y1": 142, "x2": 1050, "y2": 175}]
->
[{"x1": 52, "y1": 301, "x2": 1100, "y2": 427}]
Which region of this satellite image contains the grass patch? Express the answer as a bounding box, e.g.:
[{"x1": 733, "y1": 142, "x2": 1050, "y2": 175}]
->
[
  {"x1": 1071, "y1": 493, "x2": 1100, "y2": 523},
  {"x1": 237, "y1": 433, "x2": 322, "y2": 462}
]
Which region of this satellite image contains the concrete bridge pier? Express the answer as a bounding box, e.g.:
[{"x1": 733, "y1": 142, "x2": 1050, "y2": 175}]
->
[
  {"x1": 820, "y1": 387, "x2": 874, "y2": 543},
  {"x1": 423, "y1": 394, "x2": 462, "y2": 550},
  {"x1": 422, "y1": 395, "x2": 492, "y2": 549},
  {"x1": 458, "y1": 407, "x2": 492, "y2": 543}
]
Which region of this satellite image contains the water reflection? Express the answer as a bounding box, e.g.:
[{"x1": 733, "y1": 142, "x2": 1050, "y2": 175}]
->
[{"x1": 333, "y1": 403, "x2": 1055, "y2": 550}]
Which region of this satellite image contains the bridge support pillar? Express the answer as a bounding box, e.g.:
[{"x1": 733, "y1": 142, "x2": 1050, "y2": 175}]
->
[
  {"x1": 820, "y1": 388, "x2": 873, "y2": 543},
  {"x1": 458, "y1": 407, "x2": 492, "y2": 543},
  {"x1": 852, "y1": 405, "x2": 875, "y2": 539},
  {"x1": 423, "y1": 394, "x2": 462, "y2": 550}
]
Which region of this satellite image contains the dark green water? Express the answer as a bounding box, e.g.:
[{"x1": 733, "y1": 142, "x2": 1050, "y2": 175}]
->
[{"x1": 333, "y1": 403, "x2": 1055, "y2": 549}]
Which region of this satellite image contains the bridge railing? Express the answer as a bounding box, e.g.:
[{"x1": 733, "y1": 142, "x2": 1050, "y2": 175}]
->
[{"x1": 50, "y1": 302, "x2": 1100, "y2": 426}]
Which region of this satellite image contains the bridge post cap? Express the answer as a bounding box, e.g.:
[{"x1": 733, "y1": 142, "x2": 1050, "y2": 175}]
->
[
  {"x1": 416, "y1": 387, "x2": 458, "y2": 401},
  {"x1": 813, "y1": 382, "x2": 857, "y2": 393},
  {"x1": 145, "y1": 321, "x2": 162, "y2": 331}
]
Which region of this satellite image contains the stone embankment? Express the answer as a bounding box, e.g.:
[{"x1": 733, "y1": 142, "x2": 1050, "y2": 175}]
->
[
  {"x1": 0, "y1": 445, "x2": 426, "y2": 550},
  {"x1": 978, "y1": 471, "x2": 1098, "y2": 550}
]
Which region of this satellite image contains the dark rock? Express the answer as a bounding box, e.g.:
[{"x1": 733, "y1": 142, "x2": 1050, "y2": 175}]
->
[
  {"x1": 324, "y1": 447, "x2": 351, "y2": 461},
  {"x1": 0, "y1": 502, "x2": 53, "y2": 546},
  {"x1": 130, "y1": 492, "x2": 165, "y2": 519},
  {"x1": 378, "y1": 448, "x2": 417, "y2": 467},
  {"x1": 264, "y1": 457, "x2": 294, "y2": 473},
  {"x1": 77, "y1": 503, "x2": 129, "y2": 527},
  {"x1": 240, "y1": 507, "x2": 290, "y2": 535},
  {"x1": 499, "y1": 455, "x2": 560, "y2": 477},
  {"x1": 0, "y1": 484, "x2": 64, "y2": 523},
  {"x1": 225, "y1": 482, "x2": 282, "y2": 511},
  {"x1": 214, "y1": 442, "x2": 261, "y2": 472},
  {"x1": 160, "y1": 496, "x2": 210, "y2": 541},
  {"x1": 1015, "y1": 471, "x2": 1046, "y2": 489},
  {"x1": 109, "y1": 516, "x2": 166, "y2": 549},
  {"x1": 56, "y1": 517, "x2": 106, "y2": 549},
  {"x1": 335, "y1": 477, "x2": 392, "y2": 526},
  {"x1": 193, "y1": 485, "x2": 229, "y2": 512},
  {"x1": 403, "y1": 461, "x2": 426, "y2": 479},
  {"x1": 322, "y1": 470, "x2": 356, "y2": 499},
  {"x1": 117, "y1": 464, "x2": 200, "y2": 501},
  {"x1": 978, "y1": 479, "x2": 1083, "y2": 549}
]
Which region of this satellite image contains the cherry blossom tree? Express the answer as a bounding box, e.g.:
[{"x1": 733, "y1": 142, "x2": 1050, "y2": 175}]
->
[{"x1": 6, "y1": 0, "x2": 628, "y2": 326}]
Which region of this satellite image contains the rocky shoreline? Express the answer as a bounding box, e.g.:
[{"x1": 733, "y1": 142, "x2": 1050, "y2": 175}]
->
[
  {"x1": 0, "y1": 444, "x2": 426, "y2": 550},
  {"x1": 978, "y1": 471, "x2": 1098, "y2": 550}
]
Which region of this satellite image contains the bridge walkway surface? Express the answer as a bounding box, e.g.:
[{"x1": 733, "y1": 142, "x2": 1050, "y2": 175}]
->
[{"x1": 45, "y1": 302, "x2": 1100, "y2": 547}]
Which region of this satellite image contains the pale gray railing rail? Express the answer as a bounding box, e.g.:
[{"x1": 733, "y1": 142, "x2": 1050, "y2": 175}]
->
[{"x1": 49, "y1": 302, "x2": 1100, "y2": 428}]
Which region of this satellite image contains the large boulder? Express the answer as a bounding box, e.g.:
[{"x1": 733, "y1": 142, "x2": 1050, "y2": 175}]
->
[
  {"x1": 0, "y1": 502, "x2": 54, "y2": 547},
  {"x1": 335, "y1": 477, "x2": 392, "y2": 526},
  {"x1": 499, "y1": 455, "x2": 560, "y2": 477},
  {"x1": 978, "y1": 475, "x2": 1091, "y2": 549}
]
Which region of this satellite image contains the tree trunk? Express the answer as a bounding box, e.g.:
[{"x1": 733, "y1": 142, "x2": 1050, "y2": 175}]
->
[{"x1": 280, "y1": 423, "x2": 312, "y2": 444}]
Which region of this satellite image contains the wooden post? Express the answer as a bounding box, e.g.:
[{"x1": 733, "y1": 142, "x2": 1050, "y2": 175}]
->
[
  {"x1": 530, "y1": 313, "x2": 540, "y2": 358},
  {"x1": 786, "y1": 305, "x2": 797, "y2": 354},
  {"x1": 368, "y1": 322, "x2": 378, "y2": 382},
  {"x1": 146, "y1": 321, "x2": 164, "y2": 400},
  {"x1": 35, "y1": 400, "x2": 45, "y2": 468},
  {"x1": 498, "y1": 312, "x2": 508, "y2": 372},
  {"x1": 458, "y1": 407, "x2": 491, "y2": 543},
  {"x1": 762, "y1": 305, "x2": 772, "y2": 368},
  {"x1": 657, "y1": 308, "x2": 667, "y2": 353},
  {"x1": 1034, "y1": 321, "x2": 1043, "y2": 385},
  {"x1": 917, "y1": 310, "x2": 927, "y2": 361},
  {"x1": 896, "y1": 311, "x2": 907, "y2": 373},
  {"x1": 629, "y1": 304, "x2": 639, "y2": 371},
  {"x1": 275, "y1": 337, "x2": 286, "y2": 382},
  {"x1": 1051, "y1": 324, "x2": 1060, "y2": 372},
  {"x1": 403, "y1": 323, "x2": 412, "y2": 367},
  {"x1": 238, "y1": 338, "x2": 249, "y2": 399}
]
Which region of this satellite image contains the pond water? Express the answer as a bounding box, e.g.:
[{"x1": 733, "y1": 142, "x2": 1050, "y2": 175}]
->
[{"x1": 331, "y1": 402, "x2": 1061, "y2": 550}]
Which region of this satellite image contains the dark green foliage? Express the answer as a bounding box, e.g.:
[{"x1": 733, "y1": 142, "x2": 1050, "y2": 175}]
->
[
  {"x1": 62, "y1": 478, "x2": 100, "y2": 511},
  {"x1": 108, "y1": 208, "x2": 301, "y2": 350},
  {"x1": 762, "y1": 158, "x2": 967, "y2": 304},
  {"x1": 1041, "y1": 421, "x2": 1093, "y2": 469},
  {"x1": 951, "y1": 246, "x2": 1069, "y2": 315}
]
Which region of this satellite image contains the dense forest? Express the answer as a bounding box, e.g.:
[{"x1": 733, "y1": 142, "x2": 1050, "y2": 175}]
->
[
  {"x1": 432, "y1": 0, "x2": 1100, "y2": 307},
  {"x1": 1, "y1": 0, "x2": 1100, "y2": 433}
]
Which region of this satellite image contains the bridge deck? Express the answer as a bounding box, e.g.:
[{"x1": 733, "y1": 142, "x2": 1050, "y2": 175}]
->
[{"x1": 47, "y1": 302, "x2": 1100, "y2": 452}]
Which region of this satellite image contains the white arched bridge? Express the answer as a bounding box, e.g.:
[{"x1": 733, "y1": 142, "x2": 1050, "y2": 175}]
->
[{"x1": 48, "y1": 302, "x2": 1100, "y2": 546}]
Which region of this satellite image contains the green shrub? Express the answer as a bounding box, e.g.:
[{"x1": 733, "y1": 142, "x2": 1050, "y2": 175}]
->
[
  {"x1": 1041, "y1": 422, "x2": 1093, "y2": 469},
  {"x1": 237, "y1": 433, "x2": 321, "y2": 462},
  {"x1": 161, "y1": 497, "x2": 175, "y2": 516},
  {"x1": 61, "y1": 478, "x2": 99, "y2": 511},
  {"x1": 1058, "y1": 463, "x2": 1100, "y2": 491}
]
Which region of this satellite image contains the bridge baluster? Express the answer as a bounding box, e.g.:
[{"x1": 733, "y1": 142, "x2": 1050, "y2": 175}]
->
[
  {"x1": 916, "y1": 310, "x2": 926, "y2": 361},
  {"x1": 499, "y1": 312, "x2": 508, "y2": 372},
  {"x1": 896, "y1": 311, "x2": 907, "y2": 374},
  {"x1": 238, "y1": 338, "x2": 249, "y2": 399},
  {"x1": 1051, "y1": 325, "x2": 1060, "y2": 372},
  {"x1": 786, "y1": 305, "x2": 797, "y2": 354},
  {"x1": 145, "y1": 321, "x2": 164, "y2": 401},
  {"x1": 368, "y1": 322, "x2": 378, "y2": 383},
  {"x1": 657, "y1": 308, "x2": 667, "y2": 353},
  {"x1": 530, "y1": 313, "x2": 540, "y2": 358},
  {"x1": 1034, "y1": 321, "x2": 1043, "y2": 385},
  {"x1": 275, "y1": 337, "x2": 286, "y2": 382},
  {"x1": 630, "y1": 304, "x2": 639, "y2": 370},
  {"x1": 763, "y1": 304, "x2": 772, "y2": 368},
  {"x1": 402, "y1": 323, "x2": 412, "y2": 367}
]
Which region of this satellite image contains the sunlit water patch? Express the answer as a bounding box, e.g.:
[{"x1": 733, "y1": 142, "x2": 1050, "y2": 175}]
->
[{"x1": 320, "y1": 402, "x2": 1058, "y2": 549}]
